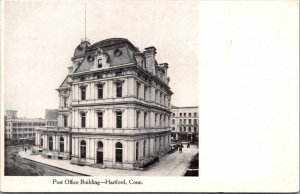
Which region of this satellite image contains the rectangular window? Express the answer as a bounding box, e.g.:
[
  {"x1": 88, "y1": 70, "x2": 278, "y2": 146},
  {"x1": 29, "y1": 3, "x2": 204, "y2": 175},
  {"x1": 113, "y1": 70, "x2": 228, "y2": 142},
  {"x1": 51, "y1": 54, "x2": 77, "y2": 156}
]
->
[
  {"x1": 184, "y1": 127, "x2": 186, "y2": 131},
  {"x1": 144, "y1": 112, "x2": 147, "y2": 128},
  {"x1": 98, "y1": 59, "x2": 102, "y2": 68},
  {"x1": 172, "y1": 113, "x2": 175, "y2": 117},
  {"x1": 172, "y1": 119, "x2": 175, "y2": 124},
  {"x1": 189, "y1": 113, "x2": 191, "y2": 117},
  {"x1": 144, "y1": 86, "x2": 147, "y2": 100},
  {"x1": 180, "y1": 127, "x2": 182, "y2": 131},
  {"x1": 64, "y1": 115, "x2": 68, "y2": 127},
  {"x1": 184, "y1": 113, "x2": 186, "y2": 117},
  {"x1": 81, "y1": 112, "x2": 86, "y2": 128},
  {"x1": 194, "y1": 112, "x2": 197, "y2": 117},
  {"x1": 194, "y1": 127, "x2": 197, "y2": 132},
  {"x1": 136, "y1": 111, "x2": 140, "y2": 128},
  {"x1": 189, "y1": 119, "x2": 191, "y2": 124},
  {"x1": 194, "y1": 119, "x2": 197, "y2": 124},
  {"x1": 155, "y1": 114, "x2": 157, "y2": 126},
  {"x1": 116, "y1": 82, "x2": 122, "y2": 97},
  {"x1": 188, "y1": 127, "x2": 191, "y2": 132},
  {"x1": 98, "y1": 112, "x2": 103, "y2": 128},
  {"x1": 159, "y1": 115, "x2": 162, "y2": 127},
  {"x1": 136, "y1": 83, "x2": 140, "y2": 98},
  {"x1": 116, "y1": 111, "x2": 122, "y2": 128},
  {"x1": 81, "y1": 87, "x2": 86, "y2": 100},
  {"x1": 179, "y1": 113, "x2": 182, "y2": 117},
  {"x1": 184, "y1": 119, "x2": 186, "y2": 124},
  {"x1": 97, "y1": 84, "x2": 103, "y2": 99}
]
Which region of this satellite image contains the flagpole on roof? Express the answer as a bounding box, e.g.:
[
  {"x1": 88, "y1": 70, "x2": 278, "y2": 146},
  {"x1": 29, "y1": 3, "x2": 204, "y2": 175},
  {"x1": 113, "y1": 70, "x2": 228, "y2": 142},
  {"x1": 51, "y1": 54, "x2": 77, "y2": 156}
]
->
[{"x1": 85, "y1": 3, "x2": 86, "y2": 41}]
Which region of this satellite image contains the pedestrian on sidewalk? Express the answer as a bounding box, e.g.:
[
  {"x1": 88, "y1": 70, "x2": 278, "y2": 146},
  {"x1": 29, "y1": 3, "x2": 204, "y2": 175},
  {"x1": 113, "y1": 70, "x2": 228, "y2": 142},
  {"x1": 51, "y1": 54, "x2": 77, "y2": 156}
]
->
[{"x1": 179, "y1": 144, "x2": 183, "y2": 153}]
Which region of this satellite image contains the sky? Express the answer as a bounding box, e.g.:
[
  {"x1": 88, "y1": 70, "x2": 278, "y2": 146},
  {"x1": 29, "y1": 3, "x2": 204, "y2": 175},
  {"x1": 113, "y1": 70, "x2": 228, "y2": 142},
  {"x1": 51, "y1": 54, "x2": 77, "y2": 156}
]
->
[{"x1": 4, "y1": 0, "x2": 198, "y2": 118}]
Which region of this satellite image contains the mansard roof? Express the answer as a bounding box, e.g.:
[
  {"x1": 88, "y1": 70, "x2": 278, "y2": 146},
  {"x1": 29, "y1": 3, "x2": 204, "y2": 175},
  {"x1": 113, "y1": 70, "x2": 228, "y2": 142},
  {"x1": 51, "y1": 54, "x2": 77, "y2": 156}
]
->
[
  {"x1": 73, "y1": 38, "x2": 139, "y2": 73},
  {"x1": 58, "y1": 75, "x2": 72, "y2": 88},
  {"x1": 87, "y1": 38, "x2": 139, "y2": 52}
]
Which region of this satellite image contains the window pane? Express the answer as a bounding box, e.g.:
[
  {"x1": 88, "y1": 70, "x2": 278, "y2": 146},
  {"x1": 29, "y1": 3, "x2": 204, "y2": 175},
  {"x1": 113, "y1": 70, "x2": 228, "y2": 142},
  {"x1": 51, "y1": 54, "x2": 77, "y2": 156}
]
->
[
  {"x1": 116, "y1": 112, "x2": 122, "y2": 128},
  {"x1": 98, "y1": 112, "x2": 103, "y2": 128},
  {"x1": 81, "y1": 113, "x2": 86, "y2": 128},
  {"x1": 98, "y1": 85, "x2": 103, "y2": 99},
  {"x1": 116, "y1": 83, "x2": 122, "y2": 97},
  {"x1": 81, "y1": 88, "x2": 86, "y2": 100}
]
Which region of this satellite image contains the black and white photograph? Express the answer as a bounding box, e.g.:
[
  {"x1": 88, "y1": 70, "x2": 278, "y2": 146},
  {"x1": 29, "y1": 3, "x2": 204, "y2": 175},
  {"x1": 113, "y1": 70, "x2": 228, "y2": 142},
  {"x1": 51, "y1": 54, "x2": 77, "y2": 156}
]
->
[
  {"x1": 3, "y1": 0, "x2": 199, "y2": 177},
  {"x1": 0, "y1": 0, "x2": 298, "y2": 192}
]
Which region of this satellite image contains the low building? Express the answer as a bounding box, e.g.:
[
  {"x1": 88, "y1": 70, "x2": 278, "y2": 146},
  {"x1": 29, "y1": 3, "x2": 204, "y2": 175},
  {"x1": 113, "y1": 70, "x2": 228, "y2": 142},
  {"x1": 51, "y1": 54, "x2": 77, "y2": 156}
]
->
[
  {"x1": 170, "y1": 106, "x2": 198, "y2": 143},
  {"x1": 4, "y1": 110, "x2": 45, "y2": 145}
]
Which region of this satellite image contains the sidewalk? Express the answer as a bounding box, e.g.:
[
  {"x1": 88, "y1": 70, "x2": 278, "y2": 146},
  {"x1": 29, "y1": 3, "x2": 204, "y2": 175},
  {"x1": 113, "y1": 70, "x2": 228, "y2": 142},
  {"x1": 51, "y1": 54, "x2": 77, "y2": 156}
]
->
[{"x1": 19, "y1": 146, "x2": 198, "y2": 176}]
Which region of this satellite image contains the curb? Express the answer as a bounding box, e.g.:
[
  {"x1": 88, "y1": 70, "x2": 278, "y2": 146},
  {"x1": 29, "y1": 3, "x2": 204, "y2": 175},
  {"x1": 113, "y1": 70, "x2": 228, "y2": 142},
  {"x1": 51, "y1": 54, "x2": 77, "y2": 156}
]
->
[{"x1": 19, "y1": 154, "x2": 90, "y2": 176}]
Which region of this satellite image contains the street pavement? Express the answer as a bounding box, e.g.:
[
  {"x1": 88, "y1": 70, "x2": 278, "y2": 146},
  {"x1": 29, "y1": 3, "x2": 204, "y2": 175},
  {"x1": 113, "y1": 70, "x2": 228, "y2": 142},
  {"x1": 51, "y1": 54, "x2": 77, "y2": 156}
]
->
[
  {"x1": 5, "y1": 145, "x2": 88, "y2": 176},
  {"x1": 19, "y1": 145, "x2": 198, "y2": 176}
]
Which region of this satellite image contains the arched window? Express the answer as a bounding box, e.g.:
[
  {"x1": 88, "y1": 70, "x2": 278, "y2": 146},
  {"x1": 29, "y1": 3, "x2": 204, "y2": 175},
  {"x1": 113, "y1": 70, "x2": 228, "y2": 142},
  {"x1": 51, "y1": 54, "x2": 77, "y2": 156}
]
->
[
  {"x1": 60, "y1": 137, "x2": 64, "y2": 152},
  {"x1": 97, "y1": 141, "x2": 103, "y2": 164},
  {"x1": 48, "y1": 136, "x2": 53, "y2": 151},
  {"x1": 98, "y1": 141, "x2": 103, "y2": 151},
  {"x1": 115, "y1": 142, "x2": 123, "y2": 162},
  {"x1": 80, "y1": 140, "x2": 86, "y2": 158},
  {"x1": 136, "y1": 142, "x2": 139, "y2": 161}
]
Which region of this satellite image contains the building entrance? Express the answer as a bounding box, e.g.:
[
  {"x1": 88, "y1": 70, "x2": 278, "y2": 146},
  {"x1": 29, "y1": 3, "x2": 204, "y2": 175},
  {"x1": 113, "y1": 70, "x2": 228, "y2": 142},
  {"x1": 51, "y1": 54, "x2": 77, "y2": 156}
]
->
[{"x1": 97, "y1": 141, "x2": 103, "y2": 164}]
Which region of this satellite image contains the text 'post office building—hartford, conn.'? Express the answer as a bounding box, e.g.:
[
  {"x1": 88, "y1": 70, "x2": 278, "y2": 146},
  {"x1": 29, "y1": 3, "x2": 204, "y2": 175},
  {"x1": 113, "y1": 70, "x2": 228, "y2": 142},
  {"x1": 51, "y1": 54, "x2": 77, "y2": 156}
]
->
[{"x1": 34, "y1": 38, "x2": 173, "y2": 169}]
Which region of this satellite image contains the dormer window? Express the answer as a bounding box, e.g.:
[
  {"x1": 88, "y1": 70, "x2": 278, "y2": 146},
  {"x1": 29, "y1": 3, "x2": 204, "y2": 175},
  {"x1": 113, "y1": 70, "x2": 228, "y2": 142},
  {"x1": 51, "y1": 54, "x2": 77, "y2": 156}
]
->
[{"x1": 98, "y1": 59, "x2": 102, "y2": 68}]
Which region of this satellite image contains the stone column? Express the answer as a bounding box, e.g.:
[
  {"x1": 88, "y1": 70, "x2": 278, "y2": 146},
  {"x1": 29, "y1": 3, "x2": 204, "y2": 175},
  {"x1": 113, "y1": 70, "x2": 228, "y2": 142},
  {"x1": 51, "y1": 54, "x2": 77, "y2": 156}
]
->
[
  {"x1": 86, "y1": 138, "x2": 90, "y2": 159},
  {"x1": 91, "y1": 82, "x2": 95, "y2": 100},
  {"x1": 123, "y1": 78, "x2": 128, "y2": 97},
  {"x1": 103, "y1": 110, "x2": 107, "y2": 128},
  {"x1": 123, "y1": 109, "x2": 128, "y2": 129},
  {"x1": 128, "y1": 78, "x2": 135, "y2": 97},
  {"x1": 127, "y1": 108, "x2": 134, "y2": 128},
  {"x1": 72, "y1": 137, "x2": 75, "y2": 155},
  {"x1": 149, "y1": 138, "x2": 154, "y2": 155},
  {"x1": 128, "y1": 140, "x2": 135, "y2": 163}
]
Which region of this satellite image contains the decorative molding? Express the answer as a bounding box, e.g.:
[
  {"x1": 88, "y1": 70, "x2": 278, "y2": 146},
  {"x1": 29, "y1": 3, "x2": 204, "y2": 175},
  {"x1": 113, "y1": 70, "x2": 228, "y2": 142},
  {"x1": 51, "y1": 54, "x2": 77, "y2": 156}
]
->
[
  {"x1": 113, "y1": 78, "x2": 125, "y2": 84},
  {"x1": 79, "y1": 83, "x2": 88, "y2": 88}
]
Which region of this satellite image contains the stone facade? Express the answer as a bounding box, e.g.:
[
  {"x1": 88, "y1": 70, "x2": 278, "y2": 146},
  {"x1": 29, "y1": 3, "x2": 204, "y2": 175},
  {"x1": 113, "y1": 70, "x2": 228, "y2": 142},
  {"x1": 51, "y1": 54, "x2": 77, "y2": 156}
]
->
[
  {"x1": 170, "y1": 106, "x2": 198, "y2": 143},
  {"x1": 35, "y1": 38, "x2": 173, "y2": 169}
]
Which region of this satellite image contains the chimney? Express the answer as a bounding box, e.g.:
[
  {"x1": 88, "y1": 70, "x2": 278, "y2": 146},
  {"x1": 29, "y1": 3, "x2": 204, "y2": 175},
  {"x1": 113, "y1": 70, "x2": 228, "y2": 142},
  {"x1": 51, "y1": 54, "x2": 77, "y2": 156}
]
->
[{"x1": 144, "y1": 46, "x2": 157, "y2": 75}]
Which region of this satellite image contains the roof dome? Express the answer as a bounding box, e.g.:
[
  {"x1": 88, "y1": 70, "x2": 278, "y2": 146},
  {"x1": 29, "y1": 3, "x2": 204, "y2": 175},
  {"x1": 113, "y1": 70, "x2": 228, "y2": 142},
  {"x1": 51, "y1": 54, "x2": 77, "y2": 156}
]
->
[{"x1": 73, "y1": 40, "x2": 90, "y2": 58}]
